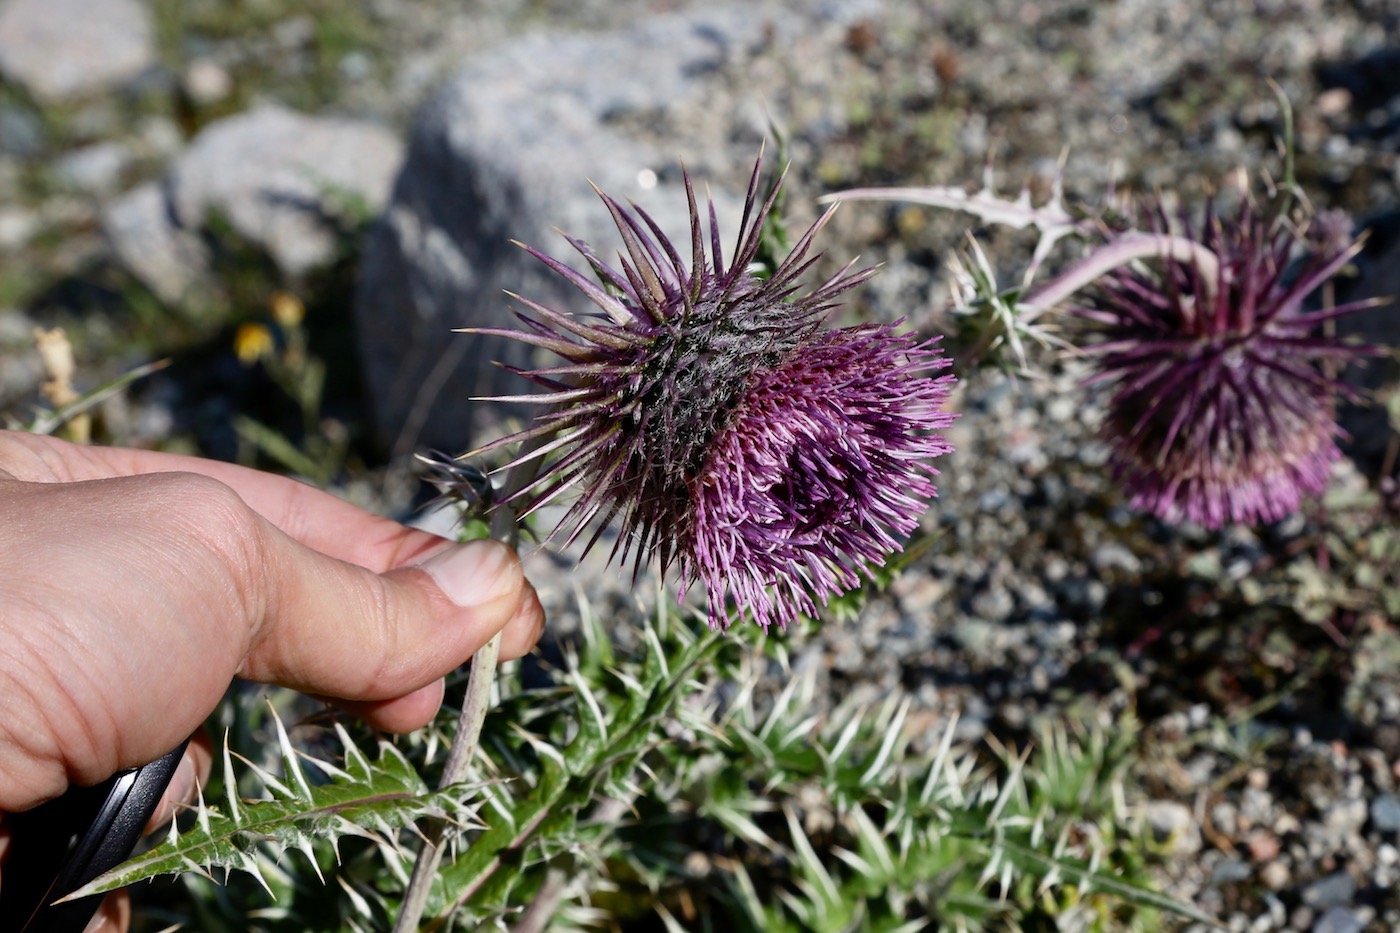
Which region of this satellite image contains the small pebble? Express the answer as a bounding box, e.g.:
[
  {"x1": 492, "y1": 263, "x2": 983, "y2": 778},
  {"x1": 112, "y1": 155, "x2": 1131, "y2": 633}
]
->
[
  {"x1": 1213, "y1": 800, "x2": 1240, "y2": 837},
  {"x1": 136, "y1": 115, "x2": 182, "y2": 159},
  {"x1": 969, "y1": 584, "x2": 1013, "y2": 621},
  {"x1": 1247, "y1": 829, "x2": 1280, "y2": 863},
  {"x1": 1145, "y1": 799, "x2": 1201, "y2": 856},
  {"x1": 1311, "y1": 906, "x2": 1364, "y2": 933},
  {"x1": 1078, "y1": 439, "x2": 1111, "y2": 467},
  {"x1": 1210, "y1": 857, "x2": 1251, "y2": 884},
  {"x1": 1301, "y1": 871, "x2": 1356, "y2": 909},
  {"x1": 1091, "y1": 541, "x2": 1140, "y2": 574},
  {"x1": 183, "y1": 59, "x2": 233, "y2": 105},
  {"x1": 0, "y1": 307, "x2": 32, "y2": 343},
  {"x1": 1242, "y1": 786, "x2": 1275, "y2": 823},
  {"x1": 1258, "y1": 894, "x2": 1287, "y2": 929},
  {"x1": 0, "y1": 206, "x2": 36, "y2": 251},
  {"x1": 339, "y1": 50, "x2": 374, "y2": 82},
  {"x1": 1322, "y1": 799, "x2": 1367, "y2": 841},
  {"x1": 0, "y1": 104, "x2": 43, "y2": 155},
  {"x1": 1260, "y1": 860, "x2": 1291, "y2": 891},
  {"x1": 1045, "y1": 396, "x2": 1076, "y2": 422},
  {"x1": 55, "y1": 141, "x2": 129, "y2": 194},
  {"x1": 1370, "y1": 793, "x2": 1400, "y2": 833},
  {"x1": 1315, "y1": 87, "x2": 1352, "y2": 116}
]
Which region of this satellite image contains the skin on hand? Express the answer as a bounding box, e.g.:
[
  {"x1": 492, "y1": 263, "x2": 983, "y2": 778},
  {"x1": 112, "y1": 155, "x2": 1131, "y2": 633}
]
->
[{"x1": 0, "y1": 430, "x2": 546, "y2": 928}]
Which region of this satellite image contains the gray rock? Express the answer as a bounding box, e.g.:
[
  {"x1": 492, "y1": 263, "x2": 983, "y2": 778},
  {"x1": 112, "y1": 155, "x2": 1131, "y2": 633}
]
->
[
  {"x1": 1311, "y1": 906, "x2": 1364, "y2": 933},
  {"x1": 1371, "y1": 793, "x2": 1400, "y2": 833},
  {"x1": 0, "y1": 103, "x2": 43, "y2": 156},
  {"x1": 1321, "y1": 797, "x2": 1368, "y2": 842},
  {"x1": 0, "y1": 306, "x2": 38, "y2": 400},
  {"x1": 0, "y1": 206, "x2": 35, "y2": 252},
  {"x1": 103, "y1": 106, "x2": 403, "y2": 300},
  {"x1": 352, "y1": 5, "x2": 808, "y2": 454},
  {"x1": 55, "y1": 142, "x2": 130, "y2": 195},
  {"x1": 0, "y1": 0, "x2": 156, "y2": 102},
  {"x1": 1301, "y1": 871, "x2": 1356, "y2": 909},
  {"x1": 169, "y1": 104, "x2": 403, "y2": 276},
  {"x1": 1056, "y1": 575, "x2": 1107, "y2": 617},
  {"x1": 970, "y1": 583, "x2": 1014, "y2": 621},
  {"x1": 0, "y1": 302, "x2": 26, "y2": 339},
  {"x1": 1091, "y1": 541, "x2": 1141, "y2": 575},
  {"x1": 102, "y1": 184, "x2": 209, "y2": 305},
  {"x1": 1209, "y1": 857, "x2": 1251, "y2": 885},
  {"x1": 953, "y1": 617, "x2": 996, "y2": 653}
]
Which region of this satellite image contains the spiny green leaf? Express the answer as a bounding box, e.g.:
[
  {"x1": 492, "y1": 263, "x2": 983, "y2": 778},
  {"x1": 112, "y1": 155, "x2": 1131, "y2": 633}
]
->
[
  {"x1": 427, "y1": 618, "x2": 725, "y2": 922},
  {"x1": 66, "y1": 723, "x2": 486, "y2": 902},
  {"x1": 996, "y1": 838, "x2": 1217, "y2": 925}
]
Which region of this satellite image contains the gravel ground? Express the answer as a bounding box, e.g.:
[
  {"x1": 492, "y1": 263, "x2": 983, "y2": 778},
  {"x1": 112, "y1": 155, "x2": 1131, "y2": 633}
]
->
[{"x1": 2, "y1": 1, "x2": 1400, "y2": 930}]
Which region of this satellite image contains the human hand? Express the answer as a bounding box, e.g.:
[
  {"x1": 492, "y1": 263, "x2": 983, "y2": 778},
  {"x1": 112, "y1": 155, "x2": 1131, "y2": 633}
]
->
[{"x1": 0, "y1": 430, "x2": 545, "y2": 928}]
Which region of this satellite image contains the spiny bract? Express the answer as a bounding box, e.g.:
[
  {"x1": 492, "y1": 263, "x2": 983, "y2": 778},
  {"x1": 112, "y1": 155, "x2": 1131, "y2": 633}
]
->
[{"x1": 467, "y1": 158, "x2": 956, "y2": 630}]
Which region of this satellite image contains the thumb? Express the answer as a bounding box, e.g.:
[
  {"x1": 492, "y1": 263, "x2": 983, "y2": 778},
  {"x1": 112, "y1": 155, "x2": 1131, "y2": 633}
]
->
[{"x1": 238, "y1": 531, "x2": 541, "y2": 720}]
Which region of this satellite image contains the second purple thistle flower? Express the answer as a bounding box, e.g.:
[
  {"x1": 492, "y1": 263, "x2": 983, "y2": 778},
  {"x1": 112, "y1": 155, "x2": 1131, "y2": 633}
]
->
[
  {"x1": 1078, "y1": 199, "x2": 1375, "y2": 529},
  {"x1": 466, "y1": 158, "x2": 957, "y2": 631}
]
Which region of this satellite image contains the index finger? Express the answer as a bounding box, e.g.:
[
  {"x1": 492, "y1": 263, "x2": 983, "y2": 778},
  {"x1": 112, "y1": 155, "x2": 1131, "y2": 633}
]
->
[{"x1": 0, "y1": 431, "x2": 453, "y2": 572}]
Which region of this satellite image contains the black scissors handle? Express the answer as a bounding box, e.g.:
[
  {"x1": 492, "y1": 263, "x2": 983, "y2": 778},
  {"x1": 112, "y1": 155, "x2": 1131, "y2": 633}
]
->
[{"x1": 0, "y1": 742, "x2": 188, "y2": 933}]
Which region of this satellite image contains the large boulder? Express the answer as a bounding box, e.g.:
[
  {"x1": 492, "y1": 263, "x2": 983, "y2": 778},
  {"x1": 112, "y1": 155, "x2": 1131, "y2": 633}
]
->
[
  {"x1": 104, "y1": 183, "x2": 209, "y2": 306},
  {"x1": 351, "y1": 5, "x2": 833, "y2": 458},
  {"x1": 168, "y1": 105, "x2": 403, "y2": 276},
  {"x1": 104, "y1": 105, "x2": 404, "y2": 302},
  {"x1": 0, "y1": 0, "x2": 156, "y2": 102}
]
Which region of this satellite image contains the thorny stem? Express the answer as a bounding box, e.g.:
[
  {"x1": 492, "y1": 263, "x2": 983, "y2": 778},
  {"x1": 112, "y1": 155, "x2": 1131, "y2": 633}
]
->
[
  {"x1": 1019, "y1": 232, "x2": 1222, "y2": 322},
  {"x1": 395, "y1": 441, "x2": 545, "y2": 933}
]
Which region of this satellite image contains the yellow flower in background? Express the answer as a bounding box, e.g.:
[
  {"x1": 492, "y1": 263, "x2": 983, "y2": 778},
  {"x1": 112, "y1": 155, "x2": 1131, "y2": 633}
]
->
[
  {"x1": 234, "y1": 323, "x2": 274, "y2": 365},
  {"x1": 270, "y1": 290, "x2": 305, "y2": 329}
]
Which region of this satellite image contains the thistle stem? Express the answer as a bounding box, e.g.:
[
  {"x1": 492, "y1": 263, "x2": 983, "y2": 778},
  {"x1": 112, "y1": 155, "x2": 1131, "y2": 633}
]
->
[
  {"x1": 1020, "y1": 232, "x2": 1221, "y2": 322},
  {"x1": 395, "y1": 443, "x2": 544, "y2": 933}
]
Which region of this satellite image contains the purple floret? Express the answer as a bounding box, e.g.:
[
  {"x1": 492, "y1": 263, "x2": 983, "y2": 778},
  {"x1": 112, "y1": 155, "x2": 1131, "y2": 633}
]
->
[{"x1": 686, "y1": 324, "x2": 955, "y2": 630}]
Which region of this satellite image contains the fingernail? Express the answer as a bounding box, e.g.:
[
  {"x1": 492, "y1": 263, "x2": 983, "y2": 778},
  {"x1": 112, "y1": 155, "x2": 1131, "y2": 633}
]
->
[
  {"x1": 420, "y1": 539, "x2": 519, "y2": 608},
  {"x1": 146, "y1": 754, "x2": 196, "y2": 833},
  {"x1": 170, "y1": 754, "x2": 197, "y2": 807}
]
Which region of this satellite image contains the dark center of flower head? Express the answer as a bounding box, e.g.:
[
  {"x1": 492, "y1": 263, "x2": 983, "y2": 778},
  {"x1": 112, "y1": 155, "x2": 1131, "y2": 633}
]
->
[{"x1": 637, "y1": 280, "x2": 817, "y2": 486}]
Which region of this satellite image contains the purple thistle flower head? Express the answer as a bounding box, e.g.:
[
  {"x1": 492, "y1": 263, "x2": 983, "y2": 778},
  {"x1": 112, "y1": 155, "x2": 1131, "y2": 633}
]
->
[
  {"x1": 1077, "y1": 198, "x2": 1374, "y2": 528},
  {"x1": 467, "y1": 157, "x2": 957, "y2": 630},
  {"x1": 688, "y1": 323, "x2": 954, "y2": 629}
]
